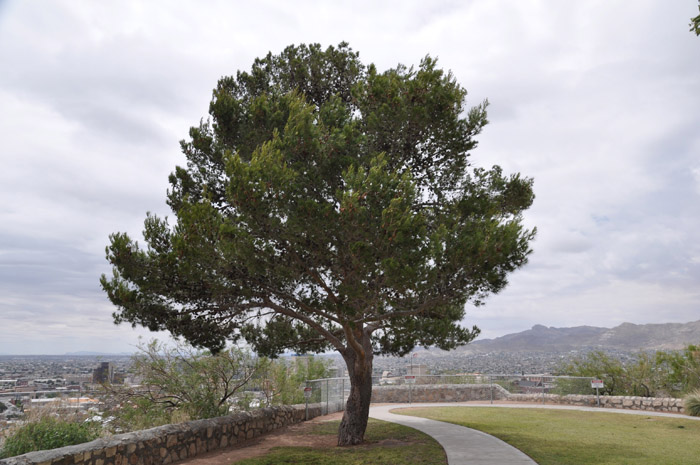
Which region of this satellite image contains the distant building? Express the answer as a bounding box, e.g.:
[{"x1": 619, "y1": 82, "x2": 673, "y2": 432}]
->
[
  {"x1": 29, "y1": 397, "x2": 99, "y2": 412},
  {"x1": 65, "y1": 374, "x2": 93, "y2": 386},
  {"x1": 112, "y1": 372, "x2": 125, "y2": 384},
  {"x1": 408, "y1": 364, "x2": 428, "y2": 376},
  {"x1": 92, "y1": 362, "x2": 114, "y2": 384},
  {"x1": 380, "y1": 371, "x2": 401, "y2": 385},
  {"x1": 14, "y1": 385, "x2": 37, "y2": 393}
]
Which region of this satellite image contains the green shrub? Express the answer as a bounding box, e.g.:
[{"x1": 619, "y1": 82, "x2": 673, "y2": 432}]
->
[
  {"x1": 0, "y1": 417, "x2": 100, "y2": 458},
  {"x1": 684, "y1": 389, "x2": 700, "y2": 417},
  {"x1": 551, "y1": 377, "x2": 593, "y2": 395}
]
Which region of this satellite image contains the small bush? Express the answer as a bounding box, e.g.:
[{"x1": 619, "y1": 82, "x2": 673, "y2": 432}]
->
[
  {"x1": 684, "y1": 389, "x2": 700, "y2": 417},
  {"x1": 0, "y1": 417, "x2": 100, "y2": 458}
]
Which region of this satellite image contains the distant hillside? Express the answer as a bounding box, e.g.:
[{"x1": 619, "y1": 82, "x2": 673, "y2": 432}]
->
[
  {"x1": 460, "y1": 320, "x2": 700, "y2": 353},
  {"x1": 63, "y1": 351, "x2": 133, "y2": 356}
]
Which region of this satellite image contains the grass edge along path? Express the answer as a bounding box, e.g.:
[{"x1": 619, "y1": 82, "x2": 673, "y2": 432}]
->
[
  {"x1": 398, "y1": 406, "x2": 700, "y2": 465},
  {"x1": 233, "y1": 418, "x2": 447, "y2": 465}
]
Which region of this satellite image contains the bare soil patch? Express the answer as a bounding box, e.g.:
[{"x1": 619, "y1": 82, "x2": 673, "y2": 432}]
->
[{"x1": 176, "y1": 411, "x2": 344, "y2": 465}]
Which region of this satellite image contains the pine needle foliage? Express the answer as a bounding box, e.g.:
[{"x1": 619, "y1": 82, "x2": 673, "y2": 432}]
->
[{"x1": 100, "y1": 42, "x2": 536, "y2": 445}]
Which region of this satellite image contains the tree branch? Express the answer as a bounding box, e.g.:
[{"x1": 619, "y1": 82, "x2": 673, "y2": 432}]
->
[
  {"x1": 357, "y1": 295, "x2": 450, "y2": 324},
  {"x1": 262, "y1": 297, "x2": 345, "y2": 351},
  {"x1": 343, "y1": 324, "x2": 365, "y2": 360},
  {"x1": 261, "y1": 285, "x2": 343, "y2": 325}
]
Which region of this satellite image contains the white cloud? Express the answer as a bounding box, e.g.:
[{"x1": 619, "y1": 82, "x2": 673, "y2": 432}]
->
[{"x1": 1, "y1": 0, "x2": 699, "y2": 353}]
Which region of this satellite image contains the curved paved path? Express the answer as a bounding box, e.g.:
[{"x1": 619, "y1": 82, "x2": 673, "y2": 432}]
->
[
  {"x1": 369, "y1": 403, "x2": 537, "y2": 464},
  {"x1": 370, "y1": 402, "x2": 700, "y2": 464}
]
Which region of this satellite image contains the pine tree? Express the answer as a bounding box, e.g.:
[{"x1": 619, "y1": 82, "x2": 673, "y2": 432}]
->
[{"x1": 101, "y1": 43, "x2": 536, "y2": 445}]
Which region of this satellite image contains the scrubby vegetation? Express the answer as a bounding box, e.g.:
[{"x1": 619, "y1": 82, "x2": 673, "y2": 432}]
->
[
  {"x1": 0, "y1": 342, "x2": 330, "y2": 458},
  {"x1": 560, "y1": 344, "x2": 700, "y2": 397},
  {"x1": 683, "y1": 389, "x2": 700, "y2": 416},
  {"x1": 0, "y1": 417, "x2": 100, "y2": 459},
  {"x1": 100, "y1": 339, "x2": 331, "y2": 432}
]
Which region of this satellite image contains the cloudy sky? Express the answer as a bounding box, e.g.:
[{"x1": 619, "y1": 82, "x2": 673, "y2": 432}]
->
[{"x1": 0, "y1": 1, "x2": 699, "y2": 355}]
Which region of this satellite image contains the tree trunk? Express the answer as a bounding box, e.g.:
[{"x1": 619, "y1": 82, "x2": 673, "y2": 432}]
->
[{"x1": 337, "y1": 341, "x2": 374, "y2": 446}]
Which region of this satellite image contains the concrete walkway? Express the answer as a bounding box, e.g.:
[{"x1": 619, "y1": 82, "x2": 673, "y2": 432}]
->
[
  {"x1": 369, "y1": 402, "x2": 700, "y2": 464},
  {"x1": 369, "y1": 403, "x2": 537, "y2": 465}
]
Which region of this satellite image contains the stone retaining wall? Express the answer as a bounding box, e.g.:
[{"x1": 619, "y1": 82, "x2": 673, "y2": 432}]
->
[
  {"x1": 371, "y1": 384, "x2": 686, "y2": 414},
  {"x1": 0, "y1": 402, "x2": 343, "y2": 465},
  {"x1": 507, "y1": 393, "x2": 686, "y2": 413},
  {"x1": 371, "y1": 383, "x2": 511, "y2": 403}
]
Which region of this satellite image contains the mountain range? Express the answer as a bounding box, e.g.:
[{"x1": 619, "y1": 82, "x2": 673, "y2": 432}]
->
[{"x1": 457, "y1": 320, "x2": 700, "y2": 353}]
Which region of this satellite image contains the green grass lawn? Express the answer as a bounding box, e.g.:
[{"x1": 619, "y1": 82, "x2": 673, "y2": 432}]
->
[
  {"x1": 233, "y1": 418, "x2": 446, "y2": 465},
  {"x1": 398, "y1": 407, "x2": 700, "y2": 465}
]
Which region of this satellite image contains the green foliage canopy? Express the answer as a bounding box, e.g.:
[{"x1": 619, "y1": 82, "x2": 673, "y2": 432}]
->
[
  {"x1": 656, "y1": 344, "x2": 700, "y2": 393},
  {"x1": 561, "y1": 345, "x2": 700, "y2": 398},
  {"x1": 102, "y1": 340, "x2": 262, "y2": 430},
  {"x1": 258, "y1": 355, "x2": 331, "y2": 406},
  {"x1": 100, "y1": 42, "x2": 535, "y2": 360},
  {"x1": 561, "y1": 351, "x2": 628, "y2": 396}
]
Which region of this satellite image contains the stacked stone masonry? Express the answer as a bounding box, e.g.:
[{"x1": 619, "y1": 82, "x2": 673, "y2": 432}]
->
[
  {"x1": 0, "y1": 404, "x2": 335, "y2": 465},
  {"x1": 371, "y1": 384, "x2": 685, "y2": 413},
  {"x1": 371, "y1": 383, "x2": 511, "y2": 403},
  {"x1": 507, "y1": 393, "x2": 685, "y2": 413}
]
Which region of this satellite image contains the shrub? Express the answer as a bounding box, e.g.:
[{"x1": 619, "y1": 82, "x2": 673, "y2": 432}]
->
[
  {"x1": 551, "y1": 377, "x2": 593, "y2": 396},
  {"x1": 0, "y1": 417, "x2": 100, "y2": 458},
  {"x1": 101, "y1": 340, "x2": 266, "y2": 432},
  {"x1": 684, "y1": 389, "x2": 700, "y2": 417}
]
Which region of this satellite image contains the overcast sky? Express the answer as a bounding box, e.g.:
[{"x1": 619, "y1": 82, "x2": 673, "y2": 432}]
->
[{"x1": 1, "y1": 1, "x2": 699, "y2": 355}]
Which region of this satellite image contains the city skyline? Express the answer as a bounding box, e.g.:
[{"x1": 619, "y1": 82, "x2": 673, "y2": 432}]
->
[{"x1": 1, "y1": 1, "x2": 699, "y2": 354}]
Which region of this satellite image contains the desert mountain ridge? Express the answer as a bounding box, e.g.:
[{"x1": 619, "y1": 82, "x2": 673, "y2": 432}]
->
[{"x1": 449, "y1": 320, "x2": 700, "y2": 353}]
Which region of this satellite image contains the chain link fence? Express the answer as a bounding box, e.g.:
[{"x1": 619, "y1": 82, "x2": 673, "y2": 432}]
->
[{"x1": 304, "y1": 374, "x2": 597, "y2": 412}]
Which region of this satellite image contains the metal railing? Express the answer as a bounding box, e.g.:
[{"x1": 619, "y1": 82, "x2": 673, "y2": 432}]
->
[{"x1": 304, "y1": 377, "x2": 349, "y2": 414}]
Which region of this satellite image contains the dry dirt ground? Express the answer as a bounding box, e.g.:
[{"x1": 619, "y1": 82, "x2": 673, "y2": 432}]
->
[{"x1": 176, "y1": 411, "x2": 345, "y2": 465}]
